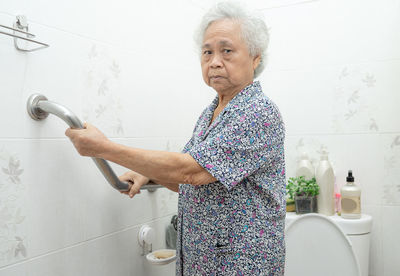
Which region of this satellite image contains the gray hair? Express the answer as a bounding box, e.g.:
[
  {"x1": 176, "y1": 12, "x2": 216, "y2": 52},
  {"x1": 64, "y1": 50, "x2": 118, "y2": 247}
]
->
[{"x1": 195, "y1": 1, "x2": 269, "y2": 78}]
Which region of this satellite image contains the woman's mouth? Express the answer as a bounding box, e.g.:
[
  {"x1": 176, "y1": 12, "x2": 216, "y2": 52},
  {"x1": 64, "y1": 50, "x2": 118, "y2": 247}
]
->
[{"x1": 210, "y1": 76, "x2": 224, "y2": 81}]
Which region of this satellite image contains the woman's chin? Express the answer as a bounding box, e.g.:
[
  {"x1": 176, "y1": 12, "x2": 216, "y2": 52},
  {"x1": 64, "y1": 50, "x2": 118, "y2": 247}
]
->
[{"x1": 210, "y1": 82, "x2": 229, "y2": 92}]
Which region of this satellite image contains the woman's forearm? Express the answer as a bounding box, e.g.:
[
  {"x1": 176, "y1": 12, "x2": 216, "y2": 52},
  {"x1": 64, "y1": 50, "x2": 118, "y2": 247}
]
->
[
  {"x1": 100, "y1": 141, "x2": 192, "y2": 185},
  {"x1": 65, "y1": 123, "x2": 216, "y2": 186},
  {"x1": 152, "y1": 180, "x2": 179, "y2": 193}
]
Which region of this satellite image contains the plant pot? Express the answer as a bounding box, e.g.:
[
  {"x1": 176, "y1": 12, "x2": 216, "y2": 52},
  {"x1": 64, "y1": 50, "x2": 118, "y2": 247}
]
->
[
  {"x1": 294, "y1": 195, "x2": 317, "y2": 214},
  {"x1": 286, "y1": 199, "x2": 295, "y2": 212}
]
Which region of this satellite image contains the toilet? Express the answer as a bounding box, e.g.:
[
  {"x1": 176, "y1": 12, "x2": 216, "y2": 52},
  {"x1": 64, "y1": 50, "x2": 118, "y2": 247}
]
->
[{"x1": 285, "y1": 212, "x2": 372, "y2": 276}]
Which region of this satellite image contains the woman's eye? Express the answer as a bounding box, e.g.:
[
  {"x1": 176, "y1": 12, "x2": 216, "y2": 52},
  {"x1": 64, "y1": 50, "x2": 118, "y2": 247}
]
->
[
  {"x1": 223, "y1": 49, "x2": 232, "y2": 53},
  {"x1": 203, "y1": 50, "x2": 212, "y2": 55}
]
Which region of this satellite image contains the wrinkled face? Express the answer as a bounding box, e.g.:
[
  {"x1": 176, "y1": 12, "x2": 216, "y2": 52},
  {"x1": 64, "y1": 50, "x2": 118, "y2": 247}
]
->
[{"x1": 201, "y1": 19, "x2": 260, "y2": 94}]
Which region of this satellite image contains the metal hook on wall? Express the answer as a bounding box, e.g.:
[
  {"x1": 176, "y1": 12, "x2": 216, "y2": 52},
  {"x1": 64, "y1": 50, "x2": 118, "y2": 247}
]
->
[{"x1": 0, "y1": 15, "x2": 49, "y2": 52}]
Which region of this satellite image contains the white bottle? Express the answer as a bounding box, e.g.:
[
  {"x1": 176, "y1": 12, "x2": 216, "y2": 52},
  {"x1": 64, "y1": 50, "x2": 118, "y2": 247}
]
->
[
  {"x1": 296, "y1": 152, "x2": 315, "y2": 180},
  {"x1": 316, "y1": 150, "x2": 335, "y2": 216},
  {"x1": 341, "y1": 170, "x2": 361, "y2": 219}
]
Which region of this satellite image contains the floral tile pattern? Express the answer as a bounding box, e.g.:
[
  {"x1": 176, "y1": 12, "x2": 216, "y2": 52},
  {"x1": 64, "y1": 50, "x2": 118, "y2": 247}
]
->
[
  {"x1": 81, "y1": 44, "x2": 124, "y2": 136},
  {"x1": 0, "y1": 147, "x2": 27, "y2": 267},
  {"x1": 383, "y1": 135, "x2": 400, "y2": 205},
  {"x1": 332, "y1": 66, "x2": 379, "y2": 133}
]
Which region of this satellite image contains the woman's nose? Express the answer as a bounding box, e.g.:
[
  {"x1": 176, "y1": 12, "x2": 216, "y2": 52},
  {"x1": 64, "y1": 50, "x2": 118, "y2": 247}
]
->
[{"x1": 210, "y1": 54, "x2": 223, "y2": 68}]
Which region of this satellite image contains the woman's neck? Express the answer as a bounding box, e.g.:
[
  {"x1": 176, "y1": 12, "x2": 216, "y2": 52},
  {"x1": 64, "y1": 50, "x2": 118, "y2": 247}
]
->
[{"x1": 216, "y1": 80, "x2": 253, "y2": 109}]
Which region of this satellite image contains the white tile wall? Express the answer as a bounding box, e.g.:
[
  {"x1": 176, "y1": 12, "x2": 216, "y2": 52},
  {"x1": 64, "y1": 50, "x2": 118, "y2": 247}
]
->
[
  {"x1": 262, "y1": 0, "x2": 400, "y2": 71},
  {"x1": 1, "y1": 0, "x2": 399, "y2": 275},
  {"x1": 0, "y1": 14, "x2": 27, "y2": 139},
  {"x1": 0, "y1": 216, "x2": 176, "y2": 276},
  {"x1": 0, "y1": 139, "x2": 178, "y2": 274},
  {"x1": 1, "y1": 0, "x2": 193, "y2": 274},
  {"x1": 382, "y1": 206, "x2": 400, "y2": 276},
  {"x1": 21, "y1": 24, "x2": 86, "y2": 138},
  {"x1": 261, "y1": 59, "x2": 400, "y2": 136},
  {"x1": 0, "y1": 0, "x2": 28, "y2": 17},
  {"x1": 260, "y1": 0, "x2": 399, "y2": 275}
]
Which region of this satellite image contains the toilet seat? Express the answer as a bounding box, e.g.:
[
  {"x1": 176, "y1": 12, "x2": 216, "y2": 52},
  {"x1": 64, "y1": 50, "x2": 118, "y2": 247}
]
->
[{"x1": 285, "y1": 213, "x2": 361, "y2": 276}]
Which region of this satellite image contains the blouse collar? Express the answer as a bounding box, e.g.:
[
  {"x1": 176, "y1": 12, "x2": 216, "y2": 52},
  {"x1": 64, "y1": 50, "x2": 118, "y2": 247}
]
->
[
  {"x1": 208, "y1": 80, "x2": 261, "y2": 114},
  {"x1": 202, "y1": 81, "x2": 262, "y2": 137}
]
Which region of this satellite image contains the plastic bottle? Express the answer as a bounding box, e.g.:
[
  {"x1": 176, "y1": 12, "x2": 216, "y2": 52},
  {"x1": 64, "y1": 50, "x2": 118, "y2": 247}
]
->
[
  {"x1": 295, "y1": 152, "x2": 315, "y2": 180},
  {"x1": 341, "y1": 170, "x2": 361, "y2": 219},
  {"x1": 335, "y1": 193, "x2": 341, "y2": 214},
  {"x1": 316, "y1": 150, "x2": 335, "y2": 216}
]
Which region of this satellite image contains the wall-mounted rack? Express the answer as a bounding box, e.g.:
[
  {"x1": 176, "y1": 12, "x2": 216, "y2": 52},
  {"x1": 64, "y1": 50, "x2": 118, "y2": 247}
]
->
[{"x1": 0, "y1": 15, "x2": 49, "y2": 52}]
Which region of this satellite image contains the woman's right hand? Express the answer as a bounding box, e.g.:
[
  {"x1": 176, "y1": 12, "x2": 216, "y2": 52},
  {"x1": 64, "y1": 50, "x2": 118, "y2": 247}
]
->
[{"x1": 119, "y1": 171, "x2": 150, "y2": 198}]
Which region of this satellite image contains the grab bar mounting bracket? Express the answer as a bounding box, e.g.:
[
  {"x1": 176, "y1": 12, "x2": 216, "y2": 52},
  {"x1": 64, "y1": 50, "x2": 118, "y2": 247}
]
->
[{"x1": 27, "y1": 94, "x2": 50, "y2": 120}]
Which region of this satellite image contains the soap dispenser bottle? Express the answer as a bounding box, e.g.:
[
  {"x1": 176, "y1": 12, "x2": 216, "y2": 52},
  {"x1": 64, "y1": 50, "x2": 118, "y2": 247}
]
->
[
  {"x1": 316, "y1": 150, "x2": 335, "y2": 216},
  {"x1": 341, "y1": 170, "x2": 361, "y2": 219},
  {"x1": 296, "y1": 152, "x2": 315, "y2": 180}
]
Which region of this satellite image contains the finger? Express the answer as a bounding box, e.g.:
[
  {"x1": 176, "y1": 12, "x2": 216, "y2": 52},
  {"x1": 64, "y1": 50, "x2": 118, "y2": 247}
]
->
[
  {"x1": 65, "y1": 128, "x2": 72, "y2": 138},
  {"x1": 65, "y1": 127, "x2": 82, "y2": 138},
  {"x1": 120, "y1": 182, "x2": 134, "y2": 196},
  {"x1": 129, "y1": 182, "x2": 141, "y2": 198},
  {"x1": 119, "y1": 175, "x2": 132, "y2": 182},
  {"x1": 124, "y1": 182, "x2": 133, "y2": 194},
  {"x1": 118, "y1": 171, "x2": 135, "y2": 182}
]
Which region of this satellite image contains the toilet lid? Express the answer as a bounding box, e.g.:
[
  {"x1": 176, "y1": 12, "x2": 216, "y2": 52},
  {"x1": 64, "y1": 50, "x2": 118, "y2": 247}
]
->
[{"x1": 285, "y1": 213, "x2": 361, "y2": 276}]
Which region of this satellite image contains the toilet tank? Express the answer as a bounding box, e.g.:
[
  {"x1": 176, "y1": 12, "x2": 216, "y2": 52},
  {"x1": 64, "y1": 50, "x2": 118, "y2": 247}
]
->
[{"x1": 285, "y1": 213, "x2": 372, "y2": 276}]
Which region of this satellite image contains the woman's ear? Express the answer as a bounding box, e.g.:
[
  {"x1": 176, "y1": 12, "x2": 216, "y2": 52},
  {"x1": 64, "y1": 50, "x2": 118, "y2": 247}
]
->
[{"x1": 253, "y1": 55, "x2": 261, "y2": 71}]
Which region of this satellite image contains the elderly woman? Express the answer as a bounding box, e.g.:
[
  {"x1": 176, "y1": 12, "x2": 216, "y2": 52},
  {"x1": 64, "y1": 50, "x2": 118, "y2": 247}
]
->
[{"x1": 66, "y1": 2, "x2": 285, "y2": 275}]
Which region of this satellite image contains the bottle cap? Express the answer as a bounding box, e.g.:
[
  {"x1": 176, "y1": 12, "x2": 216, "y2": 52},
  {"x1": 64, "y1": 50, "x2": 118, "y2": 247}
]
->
[
  {"x1": 346, "y1": 170, "x2": 354, "y2": 182},
  {"x1": 320, "y1": 149, "x2": 329, "y2": 161}
]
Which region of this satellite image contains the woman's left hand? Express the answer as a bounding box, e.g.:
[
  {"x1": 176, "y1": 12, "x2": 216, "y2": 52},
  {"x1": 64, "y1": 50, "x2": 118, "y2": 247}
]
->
[
  {"x1": 119, "y1": 171, "x2": 150, "y2": 198},
  {"x1": 65, "y1": 122, "x2": 110, "y2": 157}
]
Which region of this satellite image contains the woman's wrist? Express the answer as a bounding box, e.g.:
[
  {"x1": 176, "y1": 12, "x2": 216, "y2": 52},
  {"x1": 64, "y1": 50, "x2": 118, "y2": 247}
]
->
[
  {"x1": 98, "y1": 139, "x2": 120, "y2": 160},
  {"x1": 141, "y1": 175, "x2": 151, "y2": 186},
  {"x1": 132, "y1": 172, "x2": 150, "y2": 186}
]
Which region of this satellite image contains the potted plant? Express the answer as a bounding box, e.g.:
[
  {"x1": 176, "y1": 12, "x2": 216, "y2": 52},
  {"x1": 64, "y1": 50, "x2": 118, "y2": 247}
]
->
[{"x1": 287, "y1": 176, "x2": 319, "y2": 214}]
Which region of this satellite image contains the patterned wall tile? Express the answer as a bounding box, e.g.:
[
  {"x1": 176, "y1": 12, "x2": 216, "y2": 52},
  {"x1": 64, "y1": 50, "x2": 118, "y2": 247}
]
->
[
  {"x1": 81, "y1": 44, "x2": 124, "y2": 137},
  {"x1": 0, "y1": 147, "x2": 27, "y2": 267},
  {"x1": 383, "y1": 134, "x2": 400, "y2": 205},
  {"x1": 332, "y1": 66, "x2": 379, "y2": 134}
]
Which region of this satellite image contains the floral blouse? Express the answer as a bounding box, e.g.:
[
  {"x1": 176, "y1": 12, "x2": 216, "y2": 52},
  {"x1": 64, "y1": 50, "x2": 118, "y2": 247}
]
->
[{"x1": 176, "y1": 81, "x2": 286, "y2": 275}]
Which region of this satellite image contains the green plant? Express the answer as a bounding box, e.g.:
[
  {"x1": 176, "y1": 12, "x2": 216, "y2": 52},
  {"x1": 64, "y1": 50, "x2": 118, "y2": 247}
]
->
[
  {"x1": 286, "y1": 178, "x2": 296, "y2": 200},
  {"x1": 287, "y1": 176, "x2": 319, "y2": 198}
]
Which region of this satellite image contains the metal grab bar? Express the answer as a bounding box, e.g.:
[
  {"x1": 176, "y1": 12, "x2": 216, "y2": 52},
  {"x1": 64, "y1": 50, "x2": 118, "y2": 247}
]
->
[{"x1": 26, "y1": 94, "x2": 163, "y2": 192}]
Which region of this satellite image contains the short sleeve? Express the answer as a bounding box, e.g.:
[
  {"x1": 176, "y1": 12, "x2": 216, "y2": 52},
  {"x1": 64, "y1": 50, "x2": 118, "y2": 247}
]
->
[{"x1": 188, "y1": 102, "x2": 285, "y2": 190}]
